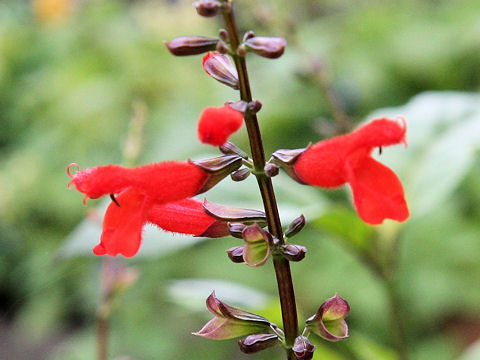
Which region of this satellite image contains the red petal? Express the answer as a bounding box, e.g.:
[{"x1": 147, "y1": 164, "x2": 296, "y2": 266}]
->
[
  {"x1": 69, "y1": 161, "x2": 207, "y2": 202},
  {"x1": 95, "y1": 188, "x2": 154, "y2": 257},
  {"x1": 346, "y1": 157, "x2": 409, "y2": 225},
  {"x1": 147, "y1": 198, "x2": 222, "y2": 236},
  {"x1": 198, "y1": 106, "x2": 244, "y2": 146},
  {"x1": 350, "y1": 117, "x2": 407, "y2": 150}
]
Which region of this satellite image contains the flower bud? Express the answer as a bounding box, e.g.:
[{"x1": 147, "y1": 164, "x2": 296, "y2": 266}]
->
[
  {"x1": 218, "y1": 29, "x2": 229, "y2": 41},
  {"x1": 242, "y1": 30, "x2": 255, "y2": 42},
  {"x1": 293, "y1": 336, "x2": 316, "y2": 360},
  {"x1": 281, "y1": 244, "x2": 307, "y2": 262},
  {"x1": 203, "y1": 52, "x2": 239, "y2": 89},
  {"x1": 227, "y1": 246, "x2": 245, "y2": 263},
  {"x1": 165, "y1": 36, "x2": 218, "y2": 56},
  {"x1": 216, "y1": 40, "x2": 229, "y2": 54},
  {"x1": 193, "y1": 0, "x2": 221, "y2": 17},
  {"x1": 231, "y1": 168, "x2": 251, "y2": 182},
  {"x1": 264, "y1": 163, "x2": 279, "y2": 177},
  {"x1": 228, "y1": 222, "x2": 247, "y2": 239},
  {"x1": 305, "y1": 294, "x2": 350, "y2": 342},
  {"x1": 238, "y1": 333, "x2": 279, "y2": 354},
  {"x1": 243, "y1": 36, "x2": 287, "y2": 59},
  {"x1": 284, "y1": 214, "x2": 306, "y2": 238}
]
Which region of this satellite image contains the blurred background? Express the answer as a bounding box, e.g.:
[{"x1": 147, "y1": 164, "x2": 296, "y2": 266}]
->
[{"x1": 1, "y1": 0, "x2": 480, "y2": 359}]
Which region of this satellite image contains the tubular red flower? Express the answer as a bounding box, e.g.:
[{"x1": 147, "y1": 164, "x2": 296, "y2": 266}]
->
[
  {"x1": 293, "y1": 118, "x2": 409, "y2": 225},
  {"x1": 198, "y1": 106, "x2": 244, "y2": 146},
  {"x1": 93, "y1": 189, "x2": 228, "y2": 257},
  {"x1": 68, "y1": 161, "x2": 207, "y2": 202}
]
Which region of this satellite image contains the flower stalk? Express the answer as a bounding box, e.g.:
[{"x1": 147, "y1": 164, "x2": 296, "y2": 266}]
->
[{"x1": 220, "y1": 2, "x2": 299, "y2": 357}]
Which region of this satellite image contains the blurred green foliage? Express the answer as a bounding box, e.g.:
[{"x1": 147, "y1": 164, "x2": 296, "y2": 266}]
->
[{"x1": 0, "y1": 0, "x2": 480, "y2": 359}]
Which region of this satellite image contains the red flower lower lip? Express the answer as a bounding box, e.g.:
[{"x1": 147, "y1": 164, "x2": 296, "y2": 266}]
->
[{"x1": 292, "y1": 118, "x2": 409, "y2": 225}]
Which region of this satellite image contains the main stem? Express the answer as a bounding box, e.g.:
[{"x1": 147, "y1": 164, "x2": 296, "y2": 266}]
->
[{"x1": 221, "y1": 4, "x2": 299, "y2": 358}]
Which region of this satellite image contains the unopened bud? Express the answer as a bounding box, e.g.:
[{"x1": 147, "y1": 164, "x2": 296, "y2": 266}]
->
[
  {"x1": 238, "y1": 333, "x2": 279, "y2": 354},
  {"x1": 247, "y1": 99, "x2": 262, "y2": 113},
  {"x1": 264, "y1": 163, "x2": 279, "y2": 177},
  {"x1": 231, "y1": 168, "x2": 251, "y2": 182},
  {"x1": 293, "y1": 336, "x2": 316, "y2": 360},
  {"x1": 202, "y1": 52, "x2": 239, "y2": 89},
  {"x1": 237, "y1": 44, "x2": 247, "y2": 57},
  {"x1": 284, "y1": 214, "x2": 306, "y2": 238},
  {"x1": 227, "y1": 246, "x2": 245, "y2": 263},
  {"x1": 216, "y1": 40, "x2": 229, "y2": 54},
  {"x1": 244, "y1": 36, "x2": 287, "y2": 59},
  {"x1": 281, "y1": 244, "x2": 307, "y2": 262},
  {"x1": 242, "y1": 30, "x2": 255, "y2": 42},
  {"x1": 193, "y1": 0, "x2": 221, "y2": 17},
  {"x1": 165, "y1": 36, "x2": 219, "y2": 56},
  {"x1": 228, "y1": 222, "x2": 247, "y2": 239},
  {"x1": 219, "y1": 29, "x2": 229, "y2": 41}
]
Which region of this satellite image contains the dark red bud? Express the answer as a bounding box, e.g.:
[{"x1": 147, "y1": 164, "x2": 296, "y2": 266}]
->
[
  {"x1": 193, "y1": 0, "x2": 221, "y2": 17},
  {"x1": 228, "y1": 222, "x2": 247, "y2": 239},
  {"x1": 264, "y1": 163, "x2": 279, "y2": 177},
  {"x1": 293, "y1": 336, "x2": 316, "y2": 360},
  {"x1": 281, "y1": 244, "x2": 307, "y2": 262},
  {"x1": 165, "y1": 36, "x2": 219, "y2": 56},
  {"x1": 203, "y1": 52, "x2": 239, "y2": 89},
  {"x1": 247, "y1": 99, "x2": 262, "y2": 113},
  {"x1": 231, "y1": 168, "x2": 251, "y2": 182},
  {"x1": 226, "y1": 246, "x2": 245, "y2": 263},
  {"x1": 242, "y1": 30, "x2": 256, "y2": 42},
  {"x1": 284, "y1": 214, "x2": 306, "y2": 238},
  {"x1": 237, "y1": 44, "x2": 247, "y2": 57},
  {"x1": 216, "y1": 41, "x2": 229, "y2": 54},
  {"x1": 238, "y1": 333, "x2": 279, "y2": 354},
  {"x1": 219, "y1": 29, "x2": 229, "y2": 41},
  {"x1": 244, "y1": 36, "x2": 287, "y2": 59}
]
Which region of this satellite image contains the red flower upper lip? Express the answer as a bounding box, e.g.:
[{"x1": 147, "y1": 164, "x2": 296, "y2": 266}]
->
[{"x1": 293, "y1": 118, "x2": 409, "y2": 225}]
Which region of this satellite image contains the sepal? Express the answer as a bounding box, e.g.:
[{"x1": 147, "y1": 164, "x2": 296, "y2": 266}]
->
[
  {"x1": 190, "y1": 154, "x2": 243, "y2": 193},
  {"x1": 165, "y1": 36, "x2": 218, "y2": 56},
  {"x1": 238, "y1": 333, "x2": 279, "y2": 354},
  {"x1": 193, "y1": 291, "x2": 271, "y2": 340},
  {"x1": 219, "y1": 141, "x2": 249, "y2": 159},
  {"x1": 271, "y1": 148, "x2": 309, "y2": 184},
  {"x1": 242, "y1": 224, "x2": 274, "y2": 267},
  {"x1": 243, "y1": 36, "x2": 287, "y2": 59},
  {"x1": 293, "y1": 336, "x2": 316, "y2": 360},
  {"x1": 264, "y1": 163, "x2": 279, "y2": 177},
  {"x1": 305, "y1": 294, "x2": 350, "y2": 342},
  {"x1": 196, "y1": 220, "x2": 230, "y2": 238},
  {"x1": 203, "y1": 52, "x2": 239, "y2": 89},
  {"x1": 203, "y1": 199, "x2": 266, "y2": 224}
]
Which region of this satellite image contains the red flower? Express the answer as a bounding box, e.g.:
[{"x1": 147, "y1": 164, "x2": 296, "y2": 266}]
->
[
  {"x1": 293, "y1": 118, "x2": 409, "y2": 225},
  {"x1": 198, "y1": 106, "x2": 244, "y2": 146},
  {"x1": 68, "y1": 161, "x2": 228, "y2": 257}
]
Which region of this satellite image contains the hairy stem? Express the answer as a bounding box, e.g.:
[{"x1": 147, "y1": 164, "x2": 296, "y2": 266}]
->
[{"x1": 221, "y1": 3, "x2": 299, "y2": 358}]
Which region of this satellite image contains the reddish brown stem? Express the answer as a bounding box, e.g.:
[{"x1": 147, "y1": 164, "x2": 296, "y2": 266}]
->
[{"x1": 221, "y1": 3, "x2": 299, "y2": 358}]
